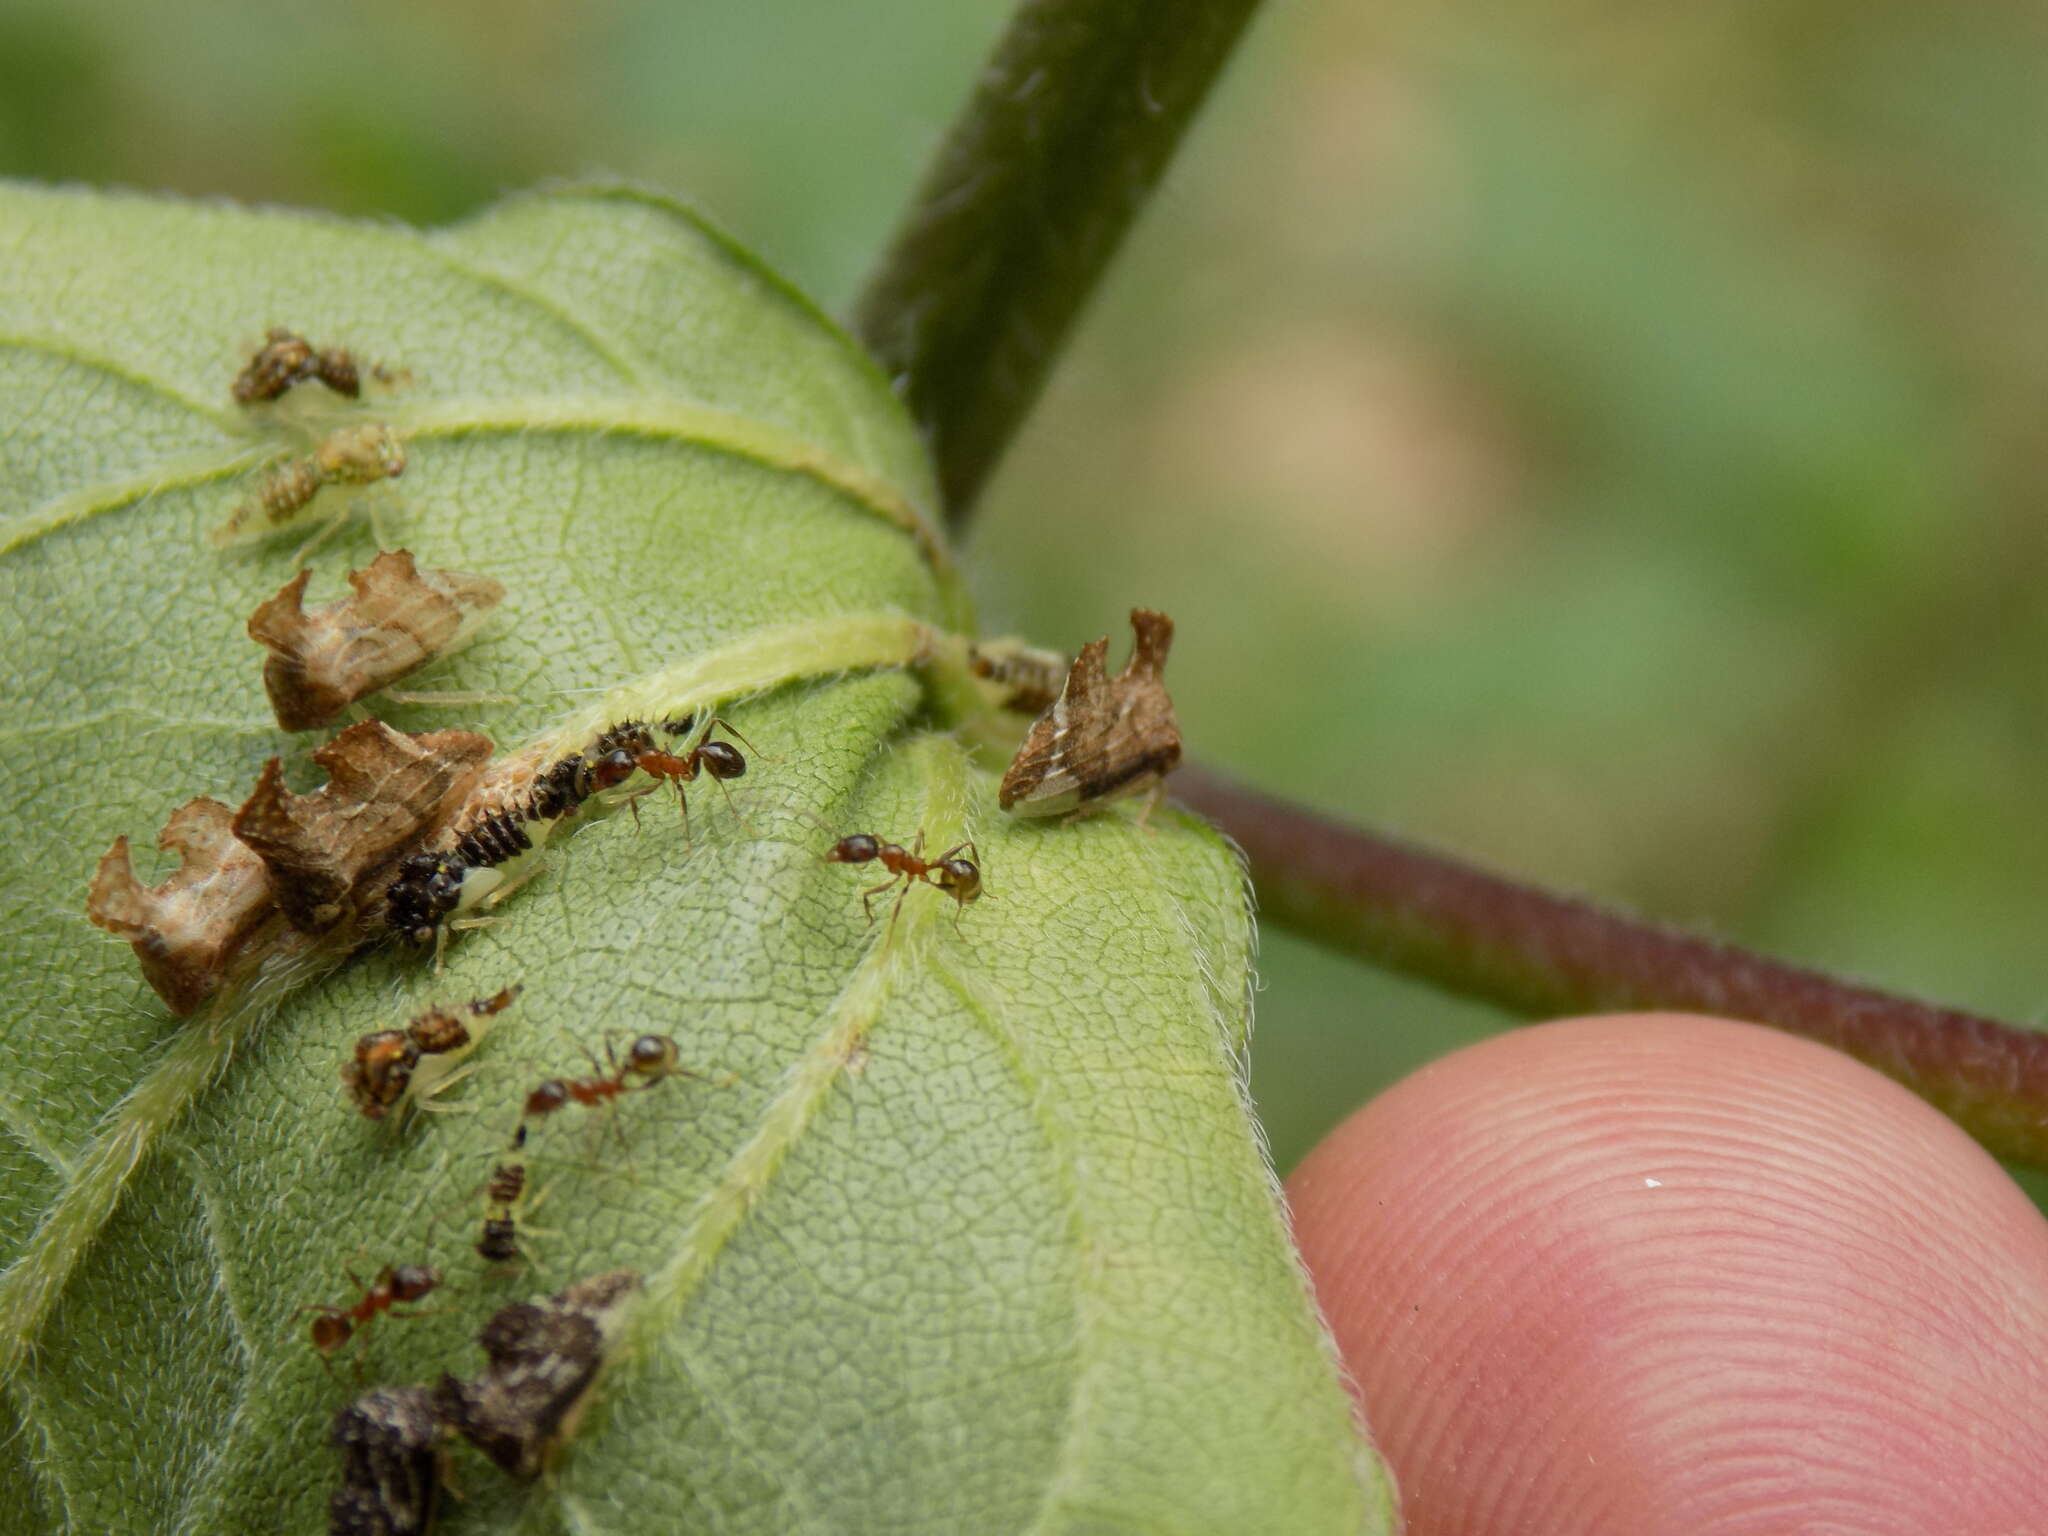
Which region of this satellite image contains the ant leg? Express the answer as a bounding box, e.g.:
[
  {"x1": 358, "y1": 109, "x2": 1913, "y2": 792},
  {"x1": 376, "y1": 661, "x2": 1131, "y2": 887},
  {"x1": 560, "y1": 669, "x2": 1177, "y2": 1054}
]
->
[
  {"x1": 859, "y1": 875, "x2": 901, "y2": 924},
  {"x1": 701, "y1": 716, "x2": 773, "y2": 761},
  {"x1": 585, "y1": 1099, "x2": 639, "y2": 1183},
  {"x1": 885, "y1": 878, "x2": 914, "y2": 935},
  {"x1": 710, "y1": 774, "x2": 754, "y2": 837},
  {"x1": 386, "y1": 1305, "x2": 453, "y2": 1324},
  {"x1": 288, "y1": 502, "x2": 349, "y2": 568}
]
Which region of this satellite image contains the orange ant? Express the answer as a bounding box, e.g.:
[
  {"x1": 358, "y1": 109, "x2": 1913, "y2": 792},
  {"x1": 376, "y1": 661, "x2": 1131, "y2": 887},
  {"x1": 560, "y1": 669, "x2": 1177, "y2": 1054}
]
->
[
  {"x1": 296, "y1": 1261, "x2": 444, "y2": 1363},
  {"x1": 595, "y1": 715, "x2": 759, "y2": 839},
  {"x1": 825, "y1": 832, "x2": 985, "y2": 928},
  {"x1": 472, "y1": 1035, "x2": 696, "y2": 1264},
  {"x1": 521, "y1": 1033, "x2": 694, "y2": 1123}
]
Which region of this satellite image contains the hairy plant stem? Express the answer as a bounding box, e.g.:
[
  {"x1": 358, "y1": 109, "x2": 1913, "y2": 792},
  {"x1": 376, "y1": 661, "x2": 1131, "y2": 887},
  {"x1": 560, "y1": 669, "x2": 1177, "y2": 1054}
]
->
[
  {"x1": 853, "y1": 0, "x2": 1265, "y2": 523},
  {"x1": 1174, "y1": 766, "x2": 2048, "y2": 1170}
]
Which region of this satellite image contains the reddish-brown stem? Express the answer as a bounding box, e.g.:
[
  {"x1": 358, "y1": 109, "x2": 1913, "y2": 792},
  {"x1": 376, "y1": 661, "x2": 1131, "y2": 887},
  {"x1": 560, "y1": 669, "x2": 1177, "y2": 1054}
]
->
[{"x1": 1175, "y1": 765, "x2": 2048, "y2": 1169}]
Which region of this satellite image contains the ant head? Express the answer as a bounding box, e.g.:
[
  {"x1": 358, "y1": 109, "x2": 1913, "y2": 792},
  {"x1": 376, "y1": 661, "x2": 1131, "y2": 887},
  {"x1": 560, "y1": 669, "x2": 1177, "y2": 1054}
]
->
[
  {"x1": 698, "y1": 741, "x2": 746, "y2": 780},
  {"x1": 309, "y1": 1314, "x2": 353, "y2": 1353},
  {"x1": 626, "y1": 1034, "x2": 680, "y2": 1079},
  {"x1": 590, "y1": 748, "x2": 637, "y2": 791},
  {"x1": 827, "y1": 834, "x2": 879, "y2": 865},
  {"x1": 389, "y1": 1265, "x2": 441, "y2": 1302},
  {"x1": 938, "y1": 859, "x2": 983, "y2": 904},
  {"x1": 659, "y1": 712, "x2": 698, "y2": 738},
  {"x1": 525, "y1": 1079, "x2": 569, "y2": 1118}
]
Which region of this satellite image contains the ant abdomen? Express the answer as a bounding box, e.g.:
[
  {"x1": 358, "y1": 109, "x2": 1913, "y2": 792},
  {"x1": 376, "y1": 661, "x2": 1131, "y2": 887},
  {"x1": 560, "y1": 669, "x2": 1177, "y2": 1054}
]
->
[
  {"x1": 696, "y1": 741, "x2": 745, "y2": 781},
  {"x1": 934, "y1": 857, "x2": 983, "y2": 905}
]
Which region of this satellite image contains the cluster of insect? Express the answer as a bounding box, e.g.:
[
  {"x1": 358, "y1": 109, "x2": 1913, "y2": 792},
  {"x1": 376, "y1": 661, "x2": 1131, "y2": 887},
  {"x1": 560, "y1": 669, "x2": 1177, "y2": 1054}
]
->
[
  {"x1": 328, "y1": 1270, "x2": 641, "y2": 1535},
  {"x1": 382, "y1": 712, "x2": 770, "y2": 953},
  {"x1": 322, "y1": 990, "x2": 695, "y2": 1341},
  {"x1": 85, "y1": 327, "x2": 1185, "y2": 1535},
  {"x1": 316, "y1": 973, "x2": 697, "y2": 1533}
]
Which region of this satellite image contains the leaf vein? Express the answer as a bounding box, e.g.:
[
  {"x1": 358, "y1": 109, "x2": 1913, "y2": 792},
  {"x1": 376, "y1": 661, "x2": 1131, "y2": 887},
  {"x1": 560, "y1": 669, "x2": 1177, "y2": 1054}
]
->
[
  {"x1": 412, "y1": 235, "x2": 661, "y2": 391},
  {"x1": 926, "y1": 957, "x2": 1102, "y2": 1536},
  {"x1": 0, "y1": 445, "x2": 278, "y2": 559},
  {"x1": 391, "y1": 395, "x2": 955, "y2": 594},
  {"x1": 0, "y1": 1097, "x2": 76, "y2": 1182},
  {"x1": 0, "y1": 331, "x2": 239, "y2": 428}
]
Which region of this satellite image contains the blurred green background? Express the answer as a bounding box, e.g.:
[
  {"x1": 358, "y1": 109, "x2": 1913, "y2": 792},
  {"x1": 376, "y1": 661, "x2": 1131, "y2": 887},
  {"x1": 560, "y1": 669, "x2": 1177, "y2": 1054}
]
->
[{"x1": 6, "y1": 0, "x2": 2045, "y2": 1178}]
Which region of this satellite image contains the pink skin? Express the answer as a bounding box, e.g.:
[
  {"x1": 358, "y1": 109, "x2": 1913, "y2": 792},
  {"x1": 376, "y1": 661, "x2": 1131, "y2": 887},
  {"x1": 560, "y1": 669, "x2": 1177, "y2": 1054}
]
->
[{"x1": 1286, "y1": 1013, "x2": 2048, "y2": 1535}]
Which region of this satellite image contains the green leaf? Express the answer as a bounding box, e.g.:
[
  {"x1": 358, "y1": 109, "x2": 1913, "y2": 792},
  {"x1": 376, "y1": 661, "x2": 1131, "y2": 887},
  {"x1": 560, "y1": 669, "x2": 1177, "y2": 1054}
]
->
[{"x1": 0, "y1": 181, "x2": 1391, "y2": 1534}]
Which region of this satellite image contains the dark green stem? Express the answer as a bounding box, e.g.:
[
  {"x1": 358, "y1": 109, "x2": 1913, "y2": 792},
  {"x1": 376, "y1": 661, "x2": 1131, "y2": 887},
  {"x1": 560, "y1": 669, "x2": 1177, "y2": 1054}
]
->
[
  {"x1": 1175, "y1": 765, "x2": 2048, "y2": 1169},
  {"x1": 853, "y1": 0, "x2": 1265, "y2": 523}
]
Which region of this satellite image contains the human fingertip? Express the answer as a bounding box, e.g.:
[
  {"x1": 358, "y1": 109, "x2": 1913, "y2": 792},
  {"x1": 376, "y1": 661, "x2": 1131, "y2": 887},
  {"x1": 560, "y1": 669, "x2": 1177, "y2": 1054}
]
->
[{"x1": 1287, "y1": 1013, "x2": 2048, "y2": 1536}]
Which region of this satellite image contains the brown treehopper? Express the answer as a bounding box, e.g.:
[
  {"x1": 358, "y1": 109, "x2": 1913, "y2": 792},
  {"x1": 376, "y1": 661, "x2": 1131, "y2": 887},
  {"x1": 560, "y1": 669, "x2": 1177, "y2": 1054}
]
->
[
  {"x1": 87, "y1": 797, "x2": 276, "y2": 1015},
  {"x1": 247, "y1": 549, "x2": 506, "y2": 731},
  {"x1": 997, "y1": 608, "x2": 1183, "y2": 820},
  {"x1": 433, "y1": 1268, "x2": 643, "y2": 1480},
  {"x1": 327, "y1": 1384, "x2": 446, "y2": 1536},
  {"x1": 230, "y1": 721, "x2": 493, "y2": 933}
]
